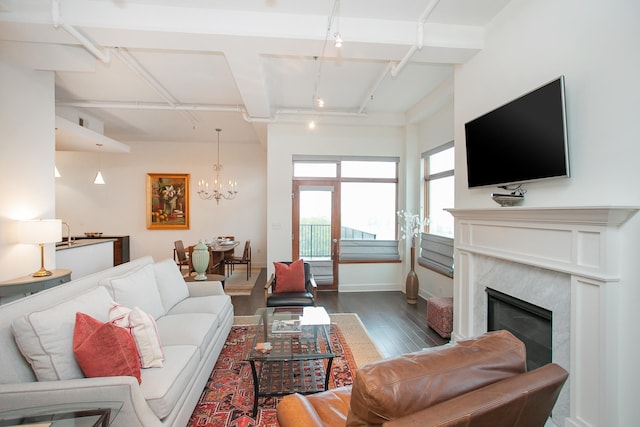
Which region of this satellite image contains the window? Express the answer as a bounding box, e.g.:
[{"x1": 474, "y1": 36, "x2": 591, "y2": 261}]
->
[
  {"x1": 293, "y1": 162, "x2": 337, "y2": 178},
  {"x1": 423, "y1": 142, "x2": 454, "y2": 238},
  {"x1": 293, "y1": 156, "x2": 399, "y2": 262},
  {"x1": 420, "y1": 142, "x2": 454, "y2": 276}
]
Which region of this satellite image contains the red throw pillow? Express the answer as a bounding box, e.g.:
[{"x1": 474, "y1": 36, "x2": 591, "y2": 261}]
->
[
  {"x1": 273, "y1": 259, "x2": 306, "y2": 293},
  {"x1": 73, "y1": 312, "x2": 141, "y2": 384}
]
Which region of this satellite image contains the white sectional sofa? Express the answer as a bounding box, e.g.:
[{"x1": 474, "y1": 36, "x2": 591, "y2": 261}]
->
[{"x1": 0, "y1": 256, "x2": 234, "y2": 427}]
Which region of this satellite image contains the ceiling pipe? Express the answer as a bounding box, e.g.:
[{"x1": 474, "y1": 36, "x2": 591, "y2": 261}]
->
[
  {"x1": 56, "y1": 100, "x2": 244, "y2": 113},
  {"x1": 390, "y1": 0, "x2": 440, "y2": 77},
  {"x1": 241, "y1": 110, "x2": 278, "y2": 123},
  {"x1": 51, "y1": 0, "x2": 110, "y2": 64},
  {"x1": 277, "y1": 108, "x2": 367, "y2": 118},
  {"x1": 359, "y1": 62, "x2": 394, "y2": 113},
  {"x1": 56, "y1": 101, "x2": 367, "y2": 123},
  {"x1": 357, "y1": 0, "x2": 439, "y2": 112}
]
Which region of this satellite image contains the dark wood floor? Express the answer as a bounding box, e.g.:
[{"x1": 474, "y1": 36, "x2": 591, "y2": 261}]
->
[{"x1": 230, "y1": 268, "x2": 448, "y2": 358}]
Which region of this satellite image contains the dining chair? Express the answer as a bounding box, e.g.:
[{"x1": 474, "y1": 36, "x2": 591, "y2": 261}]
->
[
  {"x1": 218, "y1": 236, "x2": 236, "y2": 267},
  {"x1": 173, "y1": 240, "x2": 190, "y2": 276},
  {"x1": 226, "y1": 240, "x2": 251, "y2": 279}
]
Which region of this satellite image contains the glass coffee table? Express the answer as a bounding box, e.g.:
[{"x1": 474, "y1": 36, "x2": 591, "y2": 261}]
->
[
  {"x1": 247, "y1": 306, "x2": 334, "y2": 416},
  {"x1": 0, "y1": 402, "x2": 121, "y2": 426}
]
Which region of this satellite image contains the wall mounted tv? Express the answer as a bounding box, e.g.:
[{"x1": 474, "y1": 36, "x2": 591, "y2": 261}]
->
[{"x1": 465, "y1": 76, "x2": 569, "y2": 189}]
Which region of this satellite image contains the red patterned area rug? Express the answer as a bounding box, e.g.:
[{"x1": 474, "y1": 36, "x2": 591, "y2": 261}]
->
[{"x1": 188, "y1": 324, "x2": 357, "y2": 427}]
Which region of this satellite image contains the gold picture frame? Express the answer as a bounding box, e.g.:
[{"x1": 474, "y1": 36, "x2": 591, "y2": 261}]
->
[{"x1": 146, "y1": 173, "x2": 190, "y2": 229}]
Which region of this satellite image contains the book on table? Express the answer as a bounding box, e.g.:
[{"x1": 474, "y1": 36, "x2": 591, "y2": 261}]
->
[{"x1": 271, "y1": 319, "x2": 301, "y2": 333}]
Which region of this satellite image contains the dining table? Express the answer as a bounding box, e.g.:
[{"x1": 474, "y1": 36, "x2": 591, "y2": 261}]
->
[{"x1": 187, "y1": 241, "x2": 239, "y2": 276}]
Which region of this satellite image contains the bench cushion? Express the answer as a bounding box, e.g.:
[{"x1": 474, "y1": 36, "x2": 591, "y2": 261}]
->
[
  {"x1": 100, "y1": 263, "x2": 165, "y2": 320},
  {"x1": 155, "y1": 313, "x2": 219, "y2": 358},
  {"x1": 12, "y1": 287, "x2": 115, "y2": 381},
  {"x1": 167, "y1": 294, "x2": 232, "y2": 320},
  {"x1": 153, "y1": 258, "x2": 190, "y2": 312},
  {"x1": 140, "y1": 344, "x2": 200, "y2": 419}
]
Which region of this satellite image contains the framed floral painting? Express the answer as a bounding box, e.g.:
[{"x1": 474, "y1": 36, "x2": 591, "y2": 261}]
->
[{"x1": 146, "y1": 173, "x2": 190, "y2": 229}]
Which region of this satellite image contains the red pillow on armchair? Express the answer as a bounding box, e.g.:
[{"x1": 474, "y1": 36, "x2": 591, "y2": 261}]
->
[{"x1": 273, "y1": 259, "x2": 306, "y2": 293}]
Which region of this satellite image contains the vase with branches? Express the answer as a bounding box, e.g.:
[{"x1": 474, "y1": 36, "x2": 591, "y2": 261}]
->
[{"x1": 397, "y1": 210, "x2": 429, "y2": 304}]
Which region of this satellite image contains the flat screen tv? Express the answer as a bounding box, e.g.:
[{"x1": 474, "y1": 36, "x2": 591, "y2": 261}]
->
[{"x1": 465, "y1": 76, "x2": 569, "y2": 189}]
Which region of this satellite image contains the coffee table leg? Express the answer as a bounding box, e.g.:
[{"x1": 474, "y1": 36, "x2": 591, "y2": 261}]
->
[
  {"x1": 324, "y1": 357, "x2": 334, "y2": 390},
  {"x1": 249, "y1": 360, "x2": 259, "y2": 417}
]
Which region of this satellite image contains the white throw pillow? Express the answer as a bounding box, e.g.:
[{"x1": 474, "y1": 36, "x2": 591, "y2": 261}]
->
[
  {"x1": 110, "y1": 304, "x2": 164, "y2": 368},
  {"x1": 101, "y1": 263, "x2": 165, "y2": 320},
  {"x1": 12, "y1": 287, "x2": 115, "y2": 381},
  {"x1": 153, "y1": 258, "x2": 190, "y2": 312}
]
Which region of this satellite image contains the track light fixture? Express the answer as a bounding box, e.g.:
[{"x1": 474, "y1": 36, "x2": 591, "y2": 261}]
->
[
  {"x1": 93, "y1": 143, "x2": 105, "y2": 185},
  {"x1": 334, "y1": 32, "x2": 343, "y2": 48}
]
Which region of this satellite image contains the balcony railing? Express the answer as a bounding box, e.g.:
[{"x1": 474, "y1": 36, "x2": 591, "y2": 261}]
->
[{"x1": 299, "y1": 224, "x2": 376, "y2": 258}]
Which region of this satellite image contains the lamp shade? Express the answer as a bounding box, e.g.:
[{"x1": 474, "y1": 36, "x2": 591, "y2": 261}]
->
[{"x1": 20, "y1": 219, "x2": 62, "y2": 244}]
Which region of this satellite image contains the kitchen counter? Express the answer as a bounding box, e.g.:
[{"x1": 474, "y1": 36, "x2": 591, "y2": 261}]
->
[
  {"x1": 55, "y1": 238, "x2": 116, "y2": 251},
  {"x1": 56, "y1": 239, "x2": 115, "y2": 279},
  {"x1": 60, "y1": 235, "x2": 130, "y2": 266}
]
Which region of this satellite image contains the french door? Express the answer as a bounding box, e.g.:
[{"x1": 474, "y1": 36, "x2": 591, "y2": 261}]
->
[{"x1": 292, "y1": 180, "x2": 340, "y2": 290}]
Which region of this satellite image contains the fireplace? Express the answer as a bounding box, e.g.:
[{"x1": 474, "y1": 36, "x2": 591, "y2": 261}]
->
[
  {"x1": 486, "y1": 288, "x2": 551, "y2": 371},
  {"x1": 447, "y1": 207, "x2": 638, "y2": 427}
]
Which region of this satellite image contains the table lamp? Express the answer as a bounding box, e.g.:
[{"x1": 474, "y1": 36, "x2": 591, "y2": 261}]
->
[{"x1": 20, "y1": 219, "x2": 62, "y2": 277}]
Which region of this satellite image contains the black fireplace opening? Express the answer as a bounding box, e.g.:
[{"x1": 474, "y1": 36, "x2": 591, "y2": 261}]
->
[{"x1": 486, "y1": 288, "x2": 552, "y2": 371}]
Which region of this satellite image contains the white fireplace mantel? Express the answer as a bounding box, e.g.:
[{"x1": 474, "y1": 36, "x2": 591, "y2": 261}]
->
[{"x1": 447, "y1": 206, "x2": 639, "y2": 427}]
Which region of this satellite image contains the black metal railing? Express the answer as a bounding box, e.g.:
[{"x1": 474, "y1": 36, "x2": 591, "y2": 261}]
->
[
  {"x1": 341, "y1": 227, "x2": 376, "y2": 240},
  {"x1": 299, "y1": 224, "x2": 331, "y2": 258},
  {"x1": 299, "y1": 224, "x2": 376, "y2": 258}
]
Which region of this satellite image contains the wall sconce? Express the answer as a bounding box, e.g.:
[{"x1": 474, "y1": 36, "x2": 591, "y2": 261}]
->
[{"x1": 20, "y1": 219, "x2": 62, "y2": 277}]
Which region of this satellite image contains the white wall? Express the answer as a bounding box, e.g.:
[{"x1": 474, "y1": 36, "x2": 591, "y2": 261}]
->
[
  {"x1": 455, "y1": 0, "x2": 640, "y2": 209},
  {"x1": 266, "y1": 123, "x2": 407, "y2": 290},
  {"x1": 454, "y1": 0, "x2": 640, "y2": 424},
  {"x1": 56, "y1": 140, "x2": 267, "y2": 267},
  {"x1": 416, "y1": 98, "x2": 455, "y2": 299},
  {"x1": 0, "y1": 59, "x2": 57, "y2": 281}
]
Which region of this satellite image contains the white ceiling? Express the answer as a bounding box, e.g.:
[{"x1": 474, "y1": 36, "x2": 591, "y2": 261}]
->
[{"x1": 0, "y1": 0, "x2": 512, "y2": 150}]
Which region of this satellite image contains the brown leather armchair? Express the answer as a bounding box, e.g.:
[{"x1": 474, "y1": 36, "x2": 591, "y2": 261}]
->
[{"x1": 277, "y1": 330, "x2": 568, "y2": 427}]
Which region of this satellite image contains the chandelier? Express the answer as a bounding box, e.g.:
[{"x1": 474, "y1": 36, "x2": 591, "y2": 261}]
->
[{"x1": 197, "y1": 128, "x2": 238, "y2": 204}]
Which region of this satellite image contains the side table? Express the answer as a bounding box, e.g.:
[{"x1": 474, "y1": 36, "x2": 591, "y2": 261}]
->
[
  {"x1": 0, "y1": 269, "x2": 72, "y2": 298},
  {"x1": 184, "y1": 273, "x2": 226, "y2": 289}
]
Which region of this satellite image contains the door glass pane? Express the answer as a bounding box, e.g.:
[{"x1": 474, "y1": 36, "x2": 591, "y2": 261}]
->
[
  {"x1": 341, "y1": 182, "x2": 395, "y2": 240},
  {"x1": 294, "y1": 163, "x2": 337, "y2": 178},
  {"x1": 299, "y1": 190, "x2": 332, "y2": 260}
]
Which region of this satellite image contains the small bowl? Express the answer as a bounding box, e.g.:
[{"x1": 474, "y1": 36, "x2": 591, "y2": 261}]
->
[{"x1": 85, "y1": 232, "x2": 103, "y2": 238}]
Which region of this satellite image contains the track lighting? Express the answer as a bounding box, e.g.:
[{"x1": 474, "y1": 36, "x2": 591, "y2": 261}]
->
[
  {"x1": 93, "y1": 143, "x2": 105, "y2": 185},
  {"x1": 334, "y1": 32, "x2": 343, "y2": 48}
]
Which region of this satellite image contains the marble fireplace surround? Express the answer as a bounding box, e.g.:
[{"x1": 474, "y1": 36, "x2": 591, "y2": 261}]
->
[{"x1": 447, "y1": 207, "x2": 638, "y2": 427}]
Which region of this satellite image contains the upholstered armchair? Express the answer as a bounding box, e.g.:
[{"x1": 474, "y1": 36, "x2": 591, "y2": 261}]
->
[
  {"x1": 276, "y1": 330, "x2": 569, "y2": 427},
  {"x1": 264, "y1": 260, "x2": 317, "y2": 307}
]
